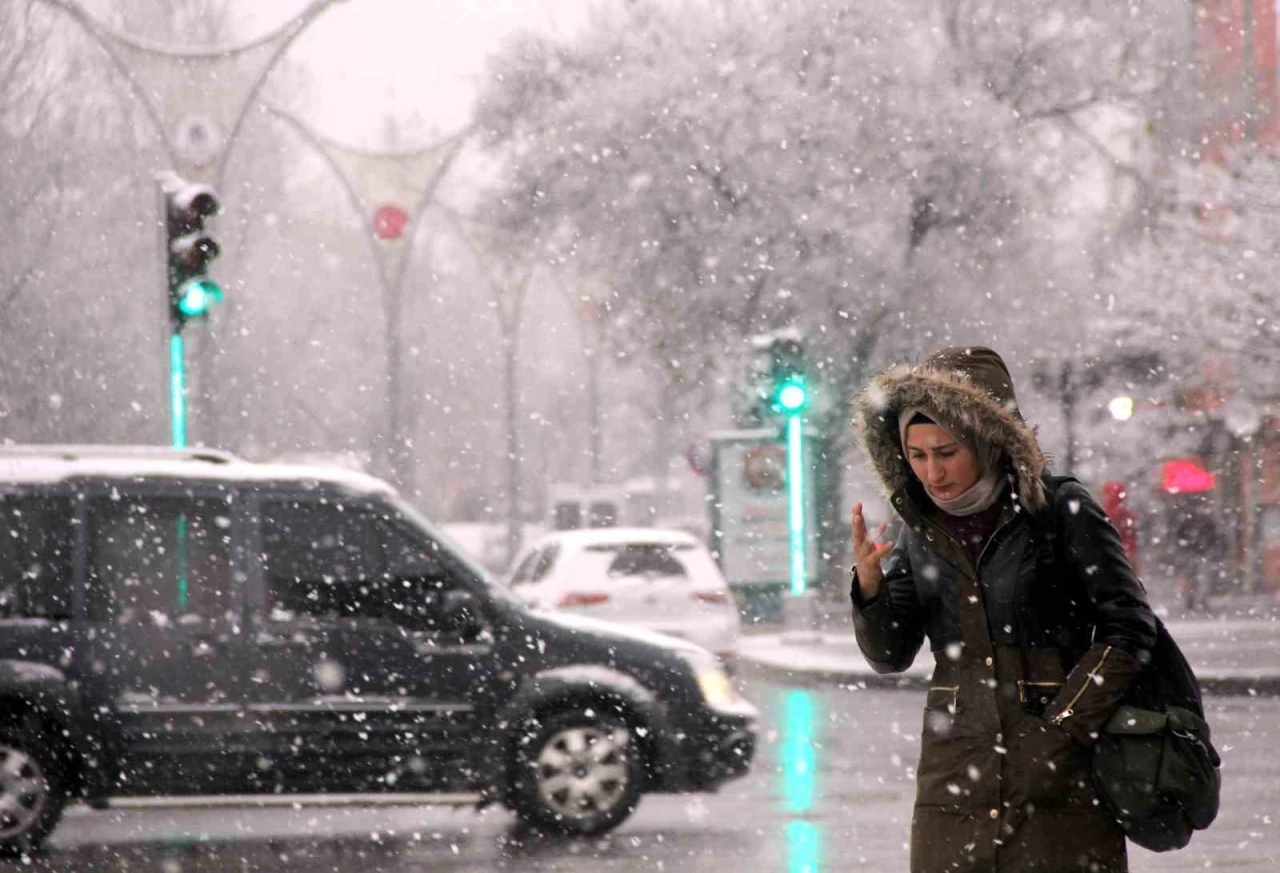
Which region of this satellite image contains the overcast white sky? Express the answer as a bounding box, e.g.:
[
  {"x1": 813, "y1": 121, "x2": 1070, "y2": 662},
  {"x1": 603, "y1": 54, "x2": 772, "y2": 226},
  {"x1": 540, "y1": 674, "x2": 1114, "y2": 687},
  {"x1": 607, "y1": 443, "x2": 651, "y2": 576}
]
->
[
  {"x1": 281, "y1": 0, "x2": 593, "y2": 144},
  {"x1": 75, "y1": 0, "x2": 595, "y2": 146}
]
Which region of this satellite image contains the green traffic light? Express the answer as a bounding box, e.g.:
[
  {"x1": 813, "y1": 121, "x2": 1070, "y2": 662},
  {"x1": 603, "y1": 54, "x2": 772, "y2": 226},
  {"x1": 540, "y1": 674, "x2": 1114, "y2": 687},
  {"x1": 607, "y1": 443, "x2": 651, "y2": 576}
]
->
[
  {"x1": 177, "y1": 279, "x2": 224, "y2": 318},
  {"x1": 777, "y1": 379, "x2": 808, "y2": 413}
]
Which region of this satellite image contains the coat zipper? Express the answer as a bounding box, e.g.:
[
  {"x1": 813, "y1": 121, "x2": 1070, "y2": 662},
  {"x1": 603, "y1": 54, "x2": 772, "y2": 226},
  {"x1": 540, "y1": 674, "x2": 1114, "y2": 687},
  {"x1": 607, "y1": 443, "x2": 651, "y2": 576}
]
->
[
  {"x1": 922, "y1": 504, "x2": 1015, "y2": 579},
  {"x1": 922, "y1": 515, "x2": 1004, "y2": 581},
  {"x1": 1050, "y1": 645, "x2": 1112, "y2": 725},
  {"x1": 973, "y1": 508, "x2": 1017, "y2": 577}
]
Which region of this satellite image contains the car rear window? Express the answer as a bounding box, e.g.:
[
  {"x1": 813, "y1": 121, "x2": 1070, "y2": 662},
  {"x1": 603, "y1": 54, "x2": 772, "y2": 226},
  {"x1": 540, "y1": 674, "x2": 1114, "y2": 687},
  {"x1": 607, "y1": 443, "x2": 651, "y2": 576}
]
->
[{"x1": 584, "y1": 543, "x2": 694, "y2": 579}]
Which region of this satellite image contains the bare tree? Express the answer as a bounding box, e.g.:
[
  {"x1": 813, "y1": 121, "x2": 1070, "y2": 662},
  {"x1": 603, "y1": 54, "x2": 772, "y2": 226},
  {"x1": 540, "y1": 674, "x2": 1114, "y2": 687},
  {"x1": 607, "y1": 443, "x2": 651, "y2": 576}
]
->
[{"x1": 470, "y1": 0, "x2": 1208, "y2": 586}]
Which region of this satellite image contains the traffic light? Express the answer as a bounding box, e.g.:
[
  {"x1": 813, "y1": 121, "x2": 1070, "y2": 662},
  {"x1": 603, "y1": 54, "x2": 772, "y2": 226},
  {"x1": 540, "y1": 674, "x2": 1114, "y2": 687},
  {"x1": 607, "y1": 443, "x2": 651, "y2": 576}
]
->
[
  {"x1": 737, "y1": 330, "x2": 812, "y2": 425},
  {"x1": 159, "y1": 171, "x2": 222, "y2": 331},
  {"x1": 769, "y1": 332, "x2": 809, "y2": 416},
  {"x1": 764, "y1": 331, "x2": 811, "y2": 598}
]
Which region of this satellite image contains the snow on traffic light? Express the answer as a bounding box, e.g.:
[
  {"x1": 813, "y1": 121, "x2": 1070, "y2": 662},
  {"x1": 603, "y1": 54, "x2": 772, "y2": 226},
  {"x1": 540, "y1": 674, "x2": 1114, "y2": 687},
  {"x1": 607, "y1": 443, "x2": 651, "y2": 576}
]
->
[
  {"x1": 767, "y1": 331, "x2": 809, "y2": 415},
  {"x1": 159, "y1": 171, "x2": 222, "y2": 331},
  {"x1": 739, "y1": 328, "x2": 810, "y2": 423}
]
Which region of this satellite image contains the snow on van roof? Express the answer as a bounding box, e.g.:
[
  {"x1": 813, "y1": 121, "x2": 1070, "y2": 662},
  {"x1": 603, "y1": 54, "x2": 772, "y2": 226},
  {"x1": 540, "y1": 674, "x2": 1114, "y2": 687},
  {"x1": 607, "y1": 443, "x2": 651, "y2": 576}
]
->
[
  {"x1": 0, "y1": 445, "x2": 395, "y2": 496},
  {"x1": 535, "y1": 526, "x2": 702, "y2": 548}
]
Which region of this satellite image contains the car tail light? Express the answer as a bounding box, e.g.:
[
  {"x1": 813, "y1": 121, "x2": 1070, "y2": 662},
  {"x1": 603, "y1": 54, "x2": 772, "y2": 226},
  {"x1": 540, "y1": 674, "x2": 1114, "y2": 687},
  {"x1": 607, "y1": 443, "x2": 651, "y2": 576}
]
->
[
  {"x1": 556, "y1": 591, "x2": 610, "y2": 608},
  {"x1": 690, "y1": 590, "x2": 730, "y2": 604}
]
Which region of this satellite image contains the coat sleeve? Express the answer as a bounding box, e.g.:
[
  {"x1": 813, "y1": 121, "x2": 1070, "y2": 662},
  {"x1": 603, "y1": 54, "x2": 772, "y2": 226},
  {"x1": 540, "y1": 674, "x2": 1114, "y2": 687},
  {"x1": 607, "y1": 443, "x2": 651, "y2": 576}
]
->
[
  {"x1": 1042, "y1": 480, "x2": 1159, "y2": 745},
  {"x1": 849, "y1": 532, "x2": 925, "y2": 673}
]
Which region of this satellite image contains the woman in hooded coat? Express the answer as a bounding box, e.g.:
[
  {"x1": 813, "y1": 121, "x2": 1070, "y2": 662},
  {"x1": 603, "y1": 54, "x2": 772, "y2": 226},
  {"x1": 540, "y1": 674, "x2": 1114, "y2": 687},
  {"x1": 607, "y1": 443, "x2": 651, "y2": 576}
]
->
[{"x1": 850, "y1": 346, "x2": 1158, "y2": 873}]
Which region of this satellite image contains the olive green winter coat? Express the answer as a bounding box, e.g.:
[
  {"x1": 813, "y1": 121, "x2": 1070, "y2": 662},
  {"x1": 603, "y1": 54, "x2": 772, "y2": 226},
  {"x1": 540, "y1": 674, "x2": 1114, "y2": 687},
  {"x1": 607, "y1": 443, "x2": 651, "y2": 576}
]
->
[{"x1": 851, "y1": 347, "x2": 1158, "y2": 873}]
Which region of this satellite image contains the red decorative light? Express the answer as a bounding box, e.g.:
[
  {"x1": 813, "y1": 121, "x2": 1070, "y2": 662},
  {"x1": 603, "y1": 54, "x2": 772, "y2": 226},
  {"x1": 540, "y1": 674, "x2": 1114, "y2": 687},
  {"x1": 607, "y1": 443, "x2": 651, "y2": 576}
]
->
[
  {"x1": 1161, "y1": 459, "x2": 1216, "y2": 494},
  {"x1": 372, "y1": 203, "x2": 409, "y2": 240}
]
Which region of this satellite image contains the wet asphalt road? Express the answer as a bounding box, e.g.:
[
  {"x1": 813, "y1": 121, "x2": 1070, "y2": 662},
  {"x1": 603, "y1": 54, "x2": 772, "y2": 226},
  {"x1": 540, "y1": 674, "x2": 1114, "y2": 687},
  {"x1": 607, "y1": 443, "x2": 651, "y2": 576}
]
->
[{"x1": 6, "y1": 670, "x2": 1278, "y2": 872}]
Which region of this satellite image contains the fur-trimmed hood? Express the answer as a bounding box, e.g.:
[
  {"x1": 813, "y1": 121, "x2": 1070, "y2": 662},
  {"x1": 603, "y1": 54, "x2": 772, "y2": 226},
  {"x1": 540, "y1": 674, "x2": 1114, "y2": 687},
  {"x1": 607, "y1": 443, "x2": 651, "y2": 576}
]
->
[{"x1": 854, "y1": 346, "x2": 1049, "y2": 512}]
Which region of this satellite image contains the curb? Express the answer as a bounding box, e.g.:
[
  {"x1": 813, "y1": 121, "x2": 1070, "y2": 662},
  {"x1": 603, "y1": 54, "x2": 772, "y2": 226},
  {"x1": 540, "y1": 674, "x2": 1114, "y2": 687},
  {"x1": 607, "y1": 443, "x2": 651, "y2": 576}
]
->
[
  {"x1": 1197, "y1": 676, "x2": 1280, "y2": 697},
  {"x1": 734, "y1": 654, "x2": 1280, "y2": 697},
  {"x1": 733, "y1": 655, "x2": 931, "y2": 691}
]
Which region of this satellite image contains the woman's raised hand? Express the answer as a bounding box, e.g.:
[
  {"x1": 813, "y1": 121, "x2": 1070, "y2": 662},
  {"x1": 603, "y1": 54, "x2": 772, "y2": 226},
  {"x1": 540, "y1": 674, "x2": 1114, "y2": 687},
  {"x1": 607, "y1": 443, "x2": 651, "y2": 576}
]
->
[{"x1": 852, "y1": 502, "x2": 894, "y2": 600}]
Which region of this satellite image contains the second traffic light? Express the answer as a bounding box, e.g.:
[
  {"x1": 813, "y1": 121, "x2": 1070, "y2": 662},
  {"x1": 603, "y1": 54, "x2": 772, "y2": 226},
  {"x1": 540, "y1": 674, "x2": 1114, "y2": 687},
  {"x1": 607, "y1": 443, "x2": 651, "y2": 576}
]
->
[
  {"x1": 739, "y1": 329, "x2": 810, "y2": 425},
  {"x1": 159, "y1": 171, "x2": 223, "y2": 331},
  {"x1": 767, "y1": 331, "x2": 809, "y2": 416}
]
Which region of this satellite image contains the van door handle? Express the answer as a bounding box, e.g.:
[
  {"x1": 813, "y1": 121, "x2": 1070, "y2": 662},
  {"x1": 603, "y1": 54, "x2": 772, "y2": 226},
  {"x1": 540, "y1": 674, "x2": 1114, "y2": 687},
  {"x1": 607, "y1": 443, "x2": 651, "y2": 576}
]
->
[
  {"x1": 189, "y1": 633, "x2": 234, "y2": 658},
  {"x1": 190, "y1": 639, "x2": 218, "y2": 658},
  {"x1": 254, "y1": 632, "x2": 314, "y2": 649}
]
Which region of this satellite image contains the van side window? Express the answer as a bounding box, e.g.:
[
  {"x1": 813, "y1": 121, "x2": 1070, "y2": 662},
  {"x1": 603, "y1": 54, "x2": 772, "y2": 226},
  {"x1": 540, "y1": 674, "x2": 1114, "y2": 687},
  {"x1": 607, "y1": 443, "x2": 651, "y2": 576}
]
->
[
  {"x1": 262, "y1": 498, "x2": 472, "y2": 631},
  {"x1": 380, "y1": 517, "x2": 447, "y2": 580},
  {"x1": 0, "y1": 496, "x2": 74, "y2": 620},
  {"x1": 378, "y1": 522, "x2": 465, "y2": 627},
  {"x1": 262, "y1": 499, "x2": 386, "y2": 619},
  {"x1": 87, "y1": 495, "x2": 235, "y2": 625}
]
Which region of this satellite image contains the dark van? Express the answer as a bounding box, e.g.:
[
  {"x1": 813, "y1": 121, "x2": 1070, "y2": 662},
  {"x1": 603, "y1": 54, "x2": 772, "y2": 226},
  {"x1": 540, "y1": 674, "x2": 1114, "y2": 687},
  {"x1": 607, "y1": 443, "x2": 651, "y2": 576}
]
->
[{"x1": 0, "y1": 446, "x2": 756, "y2": 853}]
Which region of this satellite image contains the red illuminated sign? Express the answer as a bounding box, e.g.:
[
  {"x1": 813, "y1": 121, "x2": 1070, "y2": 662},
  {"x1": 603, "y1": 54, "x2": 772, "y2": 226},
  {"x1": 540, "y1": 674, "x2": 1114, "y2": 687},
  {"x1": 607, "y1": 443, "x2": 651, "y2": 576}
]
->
[{"x1": 1161, "y1": 459, "x2": 1216, "y2": 494}]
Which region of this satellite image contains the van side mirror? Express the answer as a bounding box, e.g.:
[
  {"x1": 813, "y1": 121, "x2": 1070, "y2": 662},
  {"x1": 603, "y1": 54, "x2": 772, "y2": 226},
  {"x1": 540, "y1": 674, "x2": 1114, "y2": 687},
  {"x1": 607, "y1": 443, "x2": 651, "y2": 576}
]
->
[
  {"x1": 438, "y1": 588, "x2": 481, "y2": 636},
  {"x1": 398, "y1": 579, "x2": 483, "y2": 638}
]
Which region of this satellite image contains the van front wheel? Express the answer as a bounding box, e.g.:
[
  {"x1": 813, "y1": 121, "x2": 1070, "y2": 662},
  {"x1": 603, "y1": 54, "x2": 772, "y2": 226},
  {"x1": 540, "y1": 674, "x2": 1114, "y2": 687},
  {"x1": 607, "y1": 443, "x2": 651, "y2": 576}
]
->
[
  {"x1": 510, "y1": 706, "x2": 643, "y2": 836},
  {"x1": 0, "y1": 725, "x2": 66, "y2": 856}
]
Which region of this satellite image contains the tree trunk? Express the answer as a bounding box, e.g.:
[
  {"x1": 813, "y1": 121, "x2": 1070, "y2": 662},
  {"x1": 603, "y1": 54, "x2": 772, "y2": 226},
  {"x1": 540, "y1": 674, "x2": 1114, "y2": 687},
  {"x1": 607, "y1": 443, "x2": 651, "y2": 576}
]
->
[{"x1": 505, "y1": 329, "x2": 522, "y2": 567}]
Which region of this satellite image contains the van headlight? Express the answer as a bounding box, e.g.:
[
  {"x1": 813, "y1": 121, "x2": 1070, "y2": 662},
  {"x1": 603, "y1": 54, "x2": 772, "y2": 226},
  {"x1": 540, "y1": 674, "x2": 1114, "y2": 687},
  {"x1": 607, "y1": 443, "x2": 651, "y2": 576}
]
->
[{"x1": 681, "y1": 650, "x2": 757, "y2": 717}]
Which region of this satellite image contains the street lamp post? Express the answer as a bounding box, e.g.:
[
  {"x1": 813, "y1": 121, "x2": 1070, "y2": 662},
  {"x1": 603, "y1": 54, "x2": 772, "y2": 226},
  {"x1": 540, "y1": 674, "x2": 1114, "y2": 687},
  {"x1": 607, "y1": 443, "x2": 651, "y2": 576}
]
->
[
  {"x1": 268, "y1": 106, "x2": 470, "y2": 487},
  {"x1": 437, "y1": 210, "x2": 533, "y2": 567},
  {"x1": 491, "y1": 269, "x2": 532, "y2": 568},
  {"x1": 1060, "y1": 360, "x2": 1079, "y2": 476},
  {"x1": 587, "y1": 340, "x2": 602, "y2": 483},
  {"x1": 565, "y1": 294, "x2": 606, "y2": 484}
]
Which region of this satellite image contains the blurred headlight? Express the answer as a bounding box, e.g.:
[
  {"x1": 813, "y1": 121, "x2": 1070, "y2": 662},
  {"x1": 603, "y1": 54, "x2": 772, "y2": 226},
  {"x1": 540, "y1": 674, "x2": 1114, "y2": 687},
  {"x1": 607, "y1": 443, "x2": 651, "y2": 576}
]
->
[
  {"x1": 682, "y1": 650, "x2": 757, "y2": 717},
  {"x1": 697, "y1": 664, "x2": 736, "y2": 709}
]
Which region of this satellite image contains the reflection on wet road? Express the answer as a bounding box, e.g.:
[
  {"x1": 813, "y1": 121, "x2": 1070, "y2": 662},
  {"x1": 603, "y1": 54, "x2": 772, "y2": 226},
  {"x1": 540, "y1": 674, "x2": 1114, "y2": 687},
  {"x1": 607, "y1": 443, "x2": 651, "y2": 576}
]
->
[
  {"x1": 780, "y1": 688, "x2": 820, "y2": 872},
  {"x1": 6, "y1": 671, "x2": 1277, "y2": 872}
]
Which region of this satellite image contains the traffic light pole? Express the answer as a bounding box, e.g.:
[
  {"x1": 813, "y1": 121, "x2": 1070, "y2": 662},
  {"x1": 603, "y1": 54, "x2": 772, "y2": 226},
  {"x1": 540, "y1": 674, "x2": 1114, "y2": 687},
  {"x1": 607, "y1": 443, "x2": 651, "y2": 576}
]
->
[
  {"x1": 764, "y1": 333, "x2": 819, "y2": 643},
  {"x1": 170, "y1": 333, "x2": 187, "y2": 448},
  {"x1": 781, "y1": 412, "x2": 820, "y2": 643},
  {"x1": 786, "y1": 412, "x2": 807, "y2": 596}
]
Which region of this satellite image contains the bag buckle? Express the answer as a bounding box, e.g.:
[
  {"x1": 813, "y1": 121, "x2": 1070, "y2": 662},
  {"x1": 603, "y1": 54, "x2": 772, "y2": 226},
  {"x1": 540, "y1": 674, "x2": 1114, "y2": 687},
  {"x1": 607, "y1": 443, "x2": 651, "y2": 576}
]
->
[{"x1": 1017, "y1": 680, "x2": 1062, "y2": 705}]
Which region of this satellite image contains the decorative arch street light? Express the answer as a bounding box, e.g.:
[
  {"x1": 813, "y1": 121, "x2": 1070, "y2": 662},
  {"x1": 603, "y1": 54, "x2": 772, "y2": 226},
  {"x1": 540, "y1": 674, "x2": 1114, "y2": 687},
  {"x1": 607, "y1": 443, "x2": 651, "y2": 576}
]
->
[
  {"x1": 37, "y1": 0, "x2": 348, "y2": 447},
  {"x1": 38, "y1": 0, "x2": 344, "y2": 186},
  {"x1": 436, "y1": 206, "x2": 533, "y2": 567},
  {"x1": 268, "y1": 104, "x2": 470, "y2": 487}
]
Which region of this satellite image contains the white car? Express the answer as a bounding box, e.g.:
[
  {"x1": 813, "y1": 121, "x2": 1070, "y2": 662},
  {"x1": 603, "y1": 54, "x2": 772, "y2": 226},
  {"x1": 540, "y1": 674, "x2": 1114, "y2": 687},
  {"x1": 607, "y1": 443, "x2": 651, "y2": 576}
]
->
[{"x1": 507, "y1": 528, "x2": 741, "y2": 658}]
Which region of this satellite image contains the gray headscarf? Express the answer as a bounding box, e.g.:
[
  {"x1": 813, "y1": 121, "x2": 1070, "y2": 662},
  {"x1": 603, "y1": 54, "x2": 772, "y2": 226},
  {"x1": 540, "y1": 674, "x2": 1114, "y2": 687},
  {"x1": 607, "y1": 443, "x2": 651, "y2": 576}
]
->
[{"x1": 898, "y1": 407, "x2": 1006, "y2": 516}]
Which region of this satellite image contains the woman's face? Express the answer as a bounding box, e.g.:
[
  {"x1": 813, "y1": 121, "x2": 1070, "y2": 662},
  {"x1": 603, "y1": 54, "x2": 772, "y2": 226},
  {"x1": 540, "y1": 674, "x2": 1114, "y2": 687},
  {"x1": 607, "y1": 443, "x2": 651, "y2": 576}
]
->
[{"x1": 905, "y1": 423, "x2": 981, "y2": 502}]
